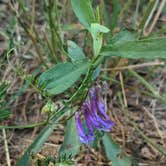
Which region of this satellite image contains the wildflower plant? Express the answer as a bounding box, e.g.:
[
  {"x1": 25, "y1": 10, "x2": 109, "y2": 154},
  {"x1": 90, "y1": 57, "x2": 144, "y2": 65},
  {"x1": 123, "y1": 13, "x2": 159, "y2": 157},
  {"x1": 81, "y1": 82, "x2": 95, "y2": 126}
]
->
[
  {"x1": 75, "y1": 85, "x2": 115, "y2": 144},
  {"x1": 1, "y1": 0, "x2": 166, "y2": 165}
]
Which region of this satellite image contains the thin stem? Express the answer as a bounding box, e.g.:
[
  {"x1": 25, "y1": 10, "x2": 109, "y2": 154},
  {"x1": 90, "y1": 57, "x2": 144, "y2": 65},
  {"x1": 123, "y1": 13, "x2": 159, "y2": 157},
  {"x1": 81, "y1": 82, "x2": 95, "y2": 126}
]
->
[
  {"x1": 30, "y1": 0, "x2": 35, "y2": 33},
  {"x1": 42, "y1": 30, "x2": 55, "y2": 59},
  {"x1": 128, "y1": 69, "x2": 161, "y2": 99},
  {"x1": 139, "y1": 0, "x2": 156, "y2": 31},
  {"x1": 143, "y1": 0, "x2": 159, "y2": 31},
  {"x1": 2, "y1": 129, "x2": 11, "y2": 166},
  {"x1": 129, "y1": 69, "x2": 166, "y2": 104},
  {"x1": 7, "y1": 48, "x2": 49, "y2": 98},
  {"x1": 54, "y1": 0, "x2": 61, "y2": 33},
  {"x1": 47, "y1": 0, "x2": 58, "y2": 63},
  {"x1": 146, "y1": 0, "x2": 166, "y2": 35},
  {"x1": 102, "y1": 61, "x2": 165, "y2": 71},
  {"x1": 10, "y1": 1, "x2": 48, "y2": 68},
  {"x1": 49, "y1": 58, "x2": 99, "y2": 121},
  {"x1": 17, "y1": 17, "x2": 48, "y2": 68},
  {"x1": 119, "y1": 0, "x2": 132, "y2": 18},
  {"x1": 67, "y1": 69, "x2": 93, "y2": 103},
  {"x1": 0, "y1": 121, "x2": 47, "y2": 129},
  {"x1": 132, "y1": 0, "x2": 140, "y2": 29},
  {"x1": 54, "y1": 0, "x2": 67, "y2": 60}
]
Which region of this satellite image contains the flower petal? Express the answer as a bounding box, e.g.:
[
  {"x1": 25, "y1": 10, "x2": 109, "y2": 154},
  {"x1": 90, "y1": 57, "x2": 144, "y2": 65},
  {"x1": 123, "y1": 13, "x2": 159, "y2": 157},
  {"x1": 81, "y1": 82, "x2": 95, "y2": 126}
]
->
[{"x1": 75, "y1": 112, "x2": 94, "y2": 144}]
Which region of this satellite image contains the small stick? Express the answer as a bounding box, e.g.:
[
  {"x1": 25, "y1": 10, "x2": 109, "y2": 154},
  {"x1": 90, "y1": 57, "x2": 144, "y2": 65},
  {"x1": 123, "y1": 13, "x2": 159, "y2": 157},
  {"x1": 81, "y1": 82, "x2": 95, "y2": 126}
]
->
[
  {"x1": 119, "y1": 72, "x2": 128, "y2": 108},
  {"x1": 30, "y1": 0, "x2": 35, "y2": 33},
  {"x1": 143, "y1": 107, "x2": 165, "y2": 146},
  {"x1": 129, "y1": 120, "x2": 166, "y2": 156},
  {"x1": 145, "y1": 0, "x2": 166, "y2": 36},
  {"x1": 102, "y1": 61, "x2": 165, "y2": 71},
  {"x1": 2, "y1": 129, "x2": 11, "y2": 166}
]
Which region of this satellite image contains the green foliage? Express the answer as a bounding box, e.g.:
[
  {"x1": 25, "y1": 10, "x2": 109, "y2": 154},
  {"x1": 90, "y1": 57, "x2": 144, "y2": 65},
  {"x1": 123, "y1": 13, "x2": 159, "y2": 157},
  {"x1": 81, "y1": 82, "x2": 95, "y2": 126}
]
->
[
  {"x1": 58, "y1": 110, "x2": 80, "y2": 158},
  {"x1": 101, "y1": 30, "x2": 166, "y2": 59},
  {"x1": 38, "y1": 59, "x2": 91, "y2": 95},
  {"x1": 90, "y1": 23, "x2": 109, "y2": 57},
  {"x1": 71, "y1": 0, "x2": 96, "y2": 31},
  {"x1": 27, "y1": 154, "x2": 73, "y2": 166},
  {"x1": 56, "y1": 153, "x2": 74, "y2": 166},
  {"x1": 0, "y1": 81, "x2": 11, "y2": 121},
  {"x1": 16, "y1": 107, "x2": 69, "y2": 166},
  {"x1": 111, "y1": 156, "x2": 132, "y2": 166},
  {"x1": 41, "y1": 100, "x2": 55, "y2": 114},
  {"x1": 110, "y1": 0, "x2": 120, "y2": 31},
  {"x1": 102, "y1": 133, "x2": 132, "y2": 166},
  {"x1": 108, "y1": 29, "x2": 136, "y2": 45},
  {"x1": 67, "y1": 40, "x2": 86, "y2": 62}
]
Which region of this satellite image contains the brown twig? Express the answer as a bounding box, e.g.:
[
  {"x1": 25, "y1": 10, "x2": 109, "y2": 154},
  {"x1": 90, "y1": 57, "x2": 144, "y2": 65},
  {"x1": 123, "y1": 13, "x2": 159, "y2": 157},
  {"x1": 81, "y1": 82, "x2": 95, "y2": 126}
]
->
[
  {"x1": 143, "y1": 107, "x2": 165, "y2": 146},
  {"x1": 30, "y1": 0, "x2": 35, "y2": 33},
  {"x1": 2, "y1": 129, "x2": 11, "y2": 166},
  {"x1": 144, "y1": 0, "x2": 166, "y2": 36},
  {"x1": 102, "y1": 61, "x2": 165, "y2": 71},
  {"x1": 119, "y1": 72, "x2": 128, "y2": 108}
]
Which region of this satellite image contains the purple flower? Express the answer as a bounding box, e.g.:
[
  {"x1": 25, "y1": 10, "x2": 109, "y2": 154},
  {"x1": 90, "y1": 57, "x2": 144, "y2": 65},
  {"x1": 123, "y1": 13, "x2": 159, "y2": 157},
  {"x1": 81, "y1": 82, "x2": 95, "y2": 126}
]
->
[
  {"x1": 75, "y1": 112, "x2": 94, "y2": 144},
  {"x1": 75, "y1": 85, "x2": 114, "y2": 144}
]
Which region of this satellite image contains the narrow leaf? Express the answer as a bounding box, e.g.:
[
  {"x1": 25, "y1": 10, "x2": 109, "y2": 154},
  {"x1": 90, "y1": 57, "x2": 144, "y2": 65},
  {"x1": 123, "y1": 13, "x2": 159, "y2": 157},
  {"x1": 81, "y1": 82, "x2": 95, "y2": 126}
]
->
[
  {"x1": 58, "y1": 110, "x2": 80, "y2": 158},
  {"x1": 112, "y1": 156, "x2": 132, "y2": 166},
  {"x1": 71, "y1": 0, "x2": 95, "y2": 30},
  {"x1": 102, "y1": 133, "x2": 121, "y2": 160},
  {"x1": 67, "y1": 40, "x2": 85, "y2": 62},
  {"x1": 16, "y1": 107, "x2": 69, "y2": 166},
  {"x1": 101, "y1": 37, "x2": 166, "y2": 59},
  {"x1": 102, "y1": 133, "x2": 131, "y2": 166},
  {"x1": 109, "y1": 29, "x2": 136, "y2": 45},
  {"x1": 90, "y1": 23, "x2": 109, "y2": 56},
  {"x1": 0, "y1": 109, "x2": 11, "y2": 121},
  {"x1": 0, "y1": 81, "x2": 11, "y2": 121},
  {"x1": 38, "y1": 60, "x2": 91, "y2": 95}
]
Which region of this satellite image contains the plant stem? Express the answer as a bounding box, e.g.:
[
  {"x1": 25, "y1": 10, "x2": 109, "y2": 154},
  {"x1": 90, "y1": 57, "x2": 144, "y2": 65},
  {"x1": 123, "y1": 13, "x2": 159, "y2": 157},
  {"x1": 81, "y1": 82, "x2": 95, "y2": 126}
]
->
[
  {"x1": 2, "y1": 129, "x2": 11, "y2": 166},
  {"x1": 17, "y1": 17, "x2": 48, "y2": 68},
  {"x1": 47, "y1": 0, "x2": 58, "y2": 63},
  {"x1": 139, "y1": 0, "x2": 156, "y2": 31},
  {"x1": 119, "y1": 0, "x2": 132, "y2": 18},
  {"x1": 0, "y1": 121, "x2": 47, "y2": 129}
]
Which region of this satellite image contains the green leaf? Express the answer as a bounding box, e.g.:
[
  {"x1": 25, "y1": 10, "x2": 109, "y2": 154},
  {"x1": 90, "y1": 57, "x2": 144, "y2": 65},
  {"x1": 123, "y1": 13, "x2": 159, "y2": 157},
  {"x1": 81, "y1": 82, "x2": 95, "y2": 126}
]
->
[
  {"x1": 109, "y1": 29, "x2": 136, "y2": 45},
  {"x1": 0, "y1": 81, "x2": 11, "y2": 121},
  {"x1": 110, "y1": 0, "x2": 120, "y2": 31},
  {"x1": 0, "y1": 81, "x2": 9, "y2": 100},
  {"x1": 16, "y1": 107, "x2": 69, "y2": 166},
  {"x1": 101, "y1": 37, "x2": 166, "y2": 59},
  {"x1": 100, "y1": 1, "x2": 111, "y2": 29},
  {"x1": 92, "y1": 64, "x2": 101, "y2": 80},
  {"x1": 112, "y1": 156, "x2": 132, "y2": 166},
  {"x1": 0, "y1": 109, "x2": 11, "y2": 121},
  {"x1": 90, "y1": 23, "x2": 109, "y2": 56},
  {"x1": 102, "y1": 133, "x2": 131, "y2": 166},
  {"x1": 58, "y1": 110, "x2": 80, "y2": 158},
  {"x1": 71, "y1": 0, "x2": 95, "y2": 30},
  {"x1": 67, "y1": 40, "x2": 85, "y2": 62},
  {"x1": 102, "y1": 133, "x2": 121, "y2": 160},
  {"x1": 38, "y1": 59, "x2": 91, "y2": 95}
]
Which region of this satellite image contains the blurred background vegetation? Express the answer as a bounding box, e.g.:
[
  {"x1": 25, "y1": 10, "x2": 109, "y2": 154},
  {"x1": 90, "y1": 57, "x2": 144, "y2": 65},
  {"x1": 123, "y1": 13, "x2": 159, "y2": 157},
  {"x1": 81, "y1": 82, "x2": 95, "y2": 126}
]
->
[{"x1": 0, "y1": 0, "x2": 166, "y2": 165}]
